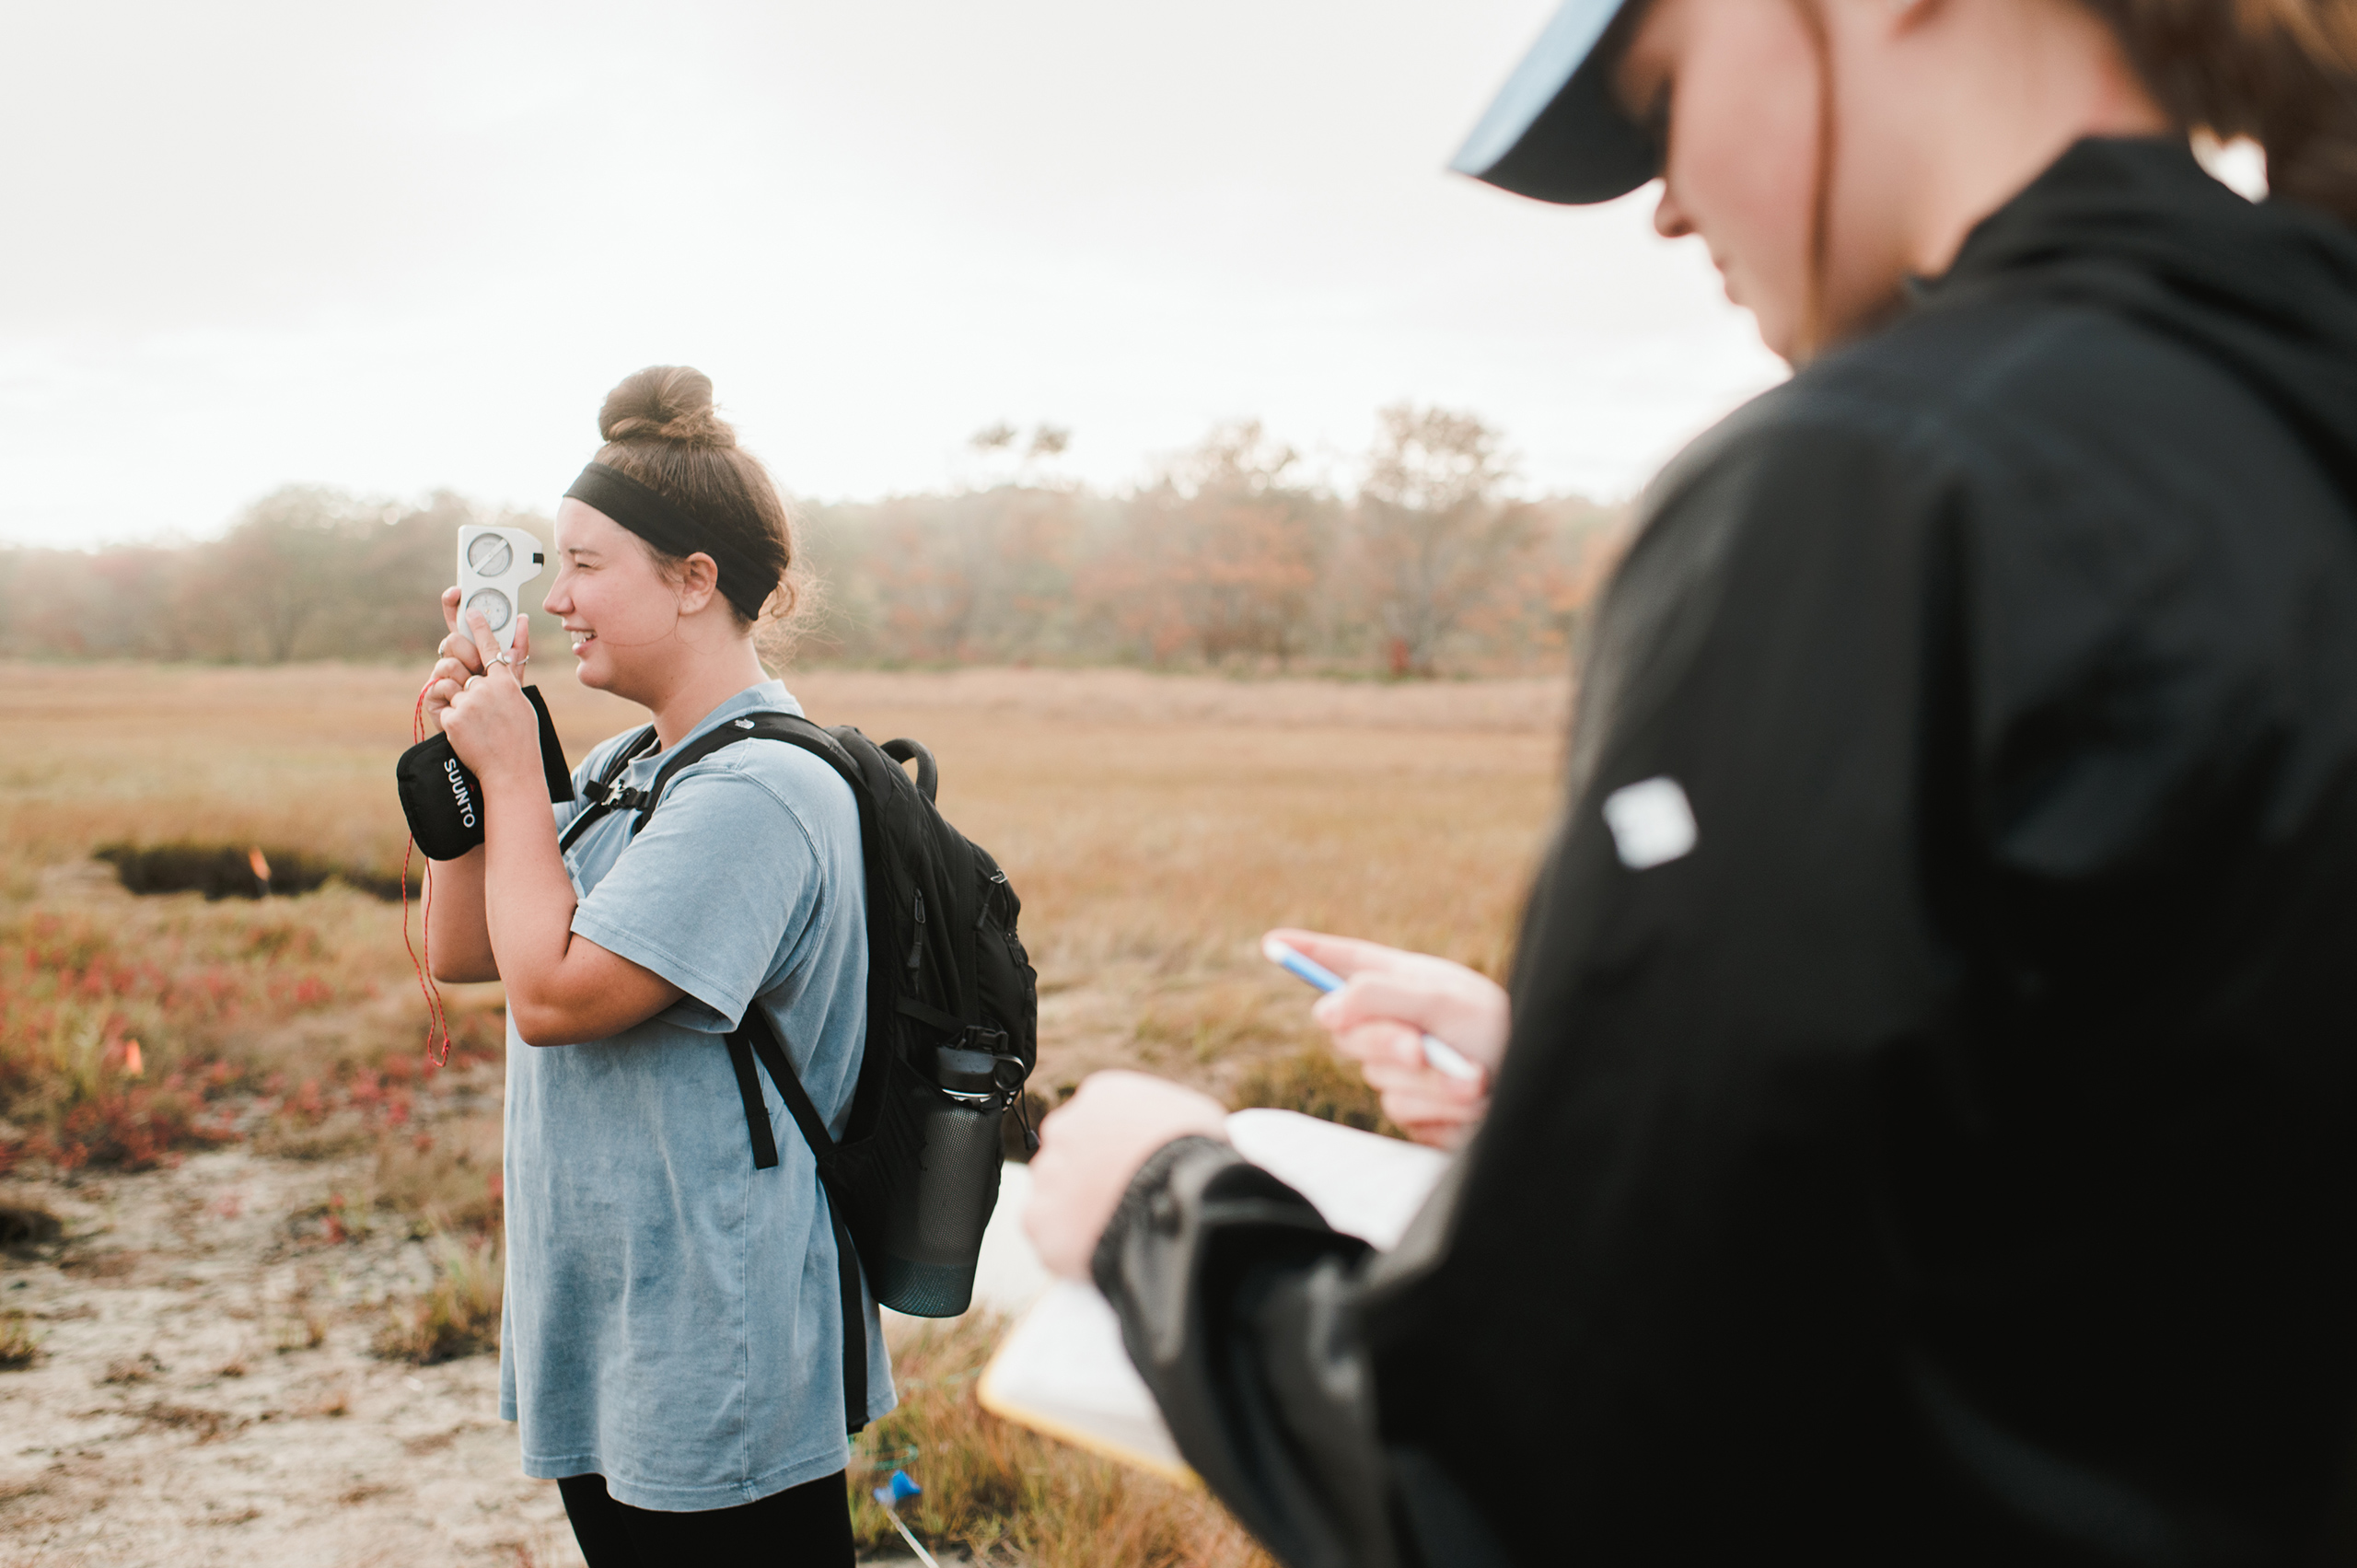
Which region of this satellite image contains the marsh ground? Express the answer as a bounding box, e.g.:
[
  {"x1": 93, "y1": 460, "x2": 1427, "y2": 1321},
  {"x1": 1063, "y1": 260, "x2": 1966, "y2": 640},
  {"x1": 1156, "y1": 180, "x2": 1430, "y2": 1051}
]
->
[{"x1": 0, "y1": 663, "x2": 1566, "y2": 1566}]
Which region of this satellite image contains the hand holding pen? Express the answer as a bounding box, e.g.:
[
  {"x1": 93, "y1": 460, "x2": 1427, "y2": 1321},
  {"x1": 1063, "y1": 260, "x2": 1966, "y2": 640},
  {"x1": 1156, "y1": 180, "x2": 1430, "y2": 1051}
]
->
[{"x1": 1262, "y1": 929, "x2": 1509, "y2": 1150}]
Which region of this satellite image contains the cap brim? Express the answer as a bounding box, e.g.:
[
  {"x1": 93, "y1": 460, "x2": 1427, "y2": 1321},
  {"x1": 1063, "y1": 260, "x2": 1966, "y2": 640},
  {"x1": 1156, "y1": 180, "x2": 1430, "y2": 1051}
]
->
[{"x1": 1449, "y1": 0, "x2": 1658, "y2": 205}]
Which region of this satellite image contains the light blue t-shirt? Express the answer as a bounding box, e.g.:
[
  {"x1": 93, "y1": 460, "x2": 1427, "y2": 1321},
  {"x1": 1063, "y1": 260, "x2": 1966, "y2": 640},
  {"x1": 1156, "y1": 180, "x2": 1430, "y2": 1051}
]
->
[{"x1": 498, "y1": 679, "x2": 894, "y2": 1511}]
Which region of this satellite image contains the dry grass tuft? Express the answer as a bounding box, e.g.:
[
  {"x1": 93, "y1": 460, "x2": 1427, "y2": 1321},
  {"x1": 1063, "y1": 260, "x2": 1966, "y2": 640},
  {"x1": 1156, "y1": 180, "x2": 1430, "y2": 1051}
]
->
[
  {"x1": 851, "y1": 1315, "x2": 1273, "y2": 1568},
  {"x1": 274, "y1": 1313, "x2": 330, "y2": 1353},
  {"x1": 376, "y1": 1234, "x2": 503, "y2": 1365},
  {"x1": 0, "y1": 1309, "x2": 41, "y2": 1370},
  {"x1": 366, "y1": 1113, "x2": 509, "y2": 1366},
  {"x1": 273, "y1": 1273, "x2": 331, "y2": 1353},
  {"x1": 370, "y1": 1114, "x2": 504, "y2": 1237}
]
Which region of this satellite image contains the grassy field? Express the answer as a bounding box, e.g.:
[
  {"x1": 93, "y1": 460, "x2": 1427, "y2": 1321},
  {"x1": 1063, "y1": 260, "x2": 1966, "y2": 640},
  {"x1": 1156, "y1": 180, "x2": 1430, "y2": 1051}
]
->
[{"x1": 0, "y1": 659, "x2": 1568, "y2": 1565}]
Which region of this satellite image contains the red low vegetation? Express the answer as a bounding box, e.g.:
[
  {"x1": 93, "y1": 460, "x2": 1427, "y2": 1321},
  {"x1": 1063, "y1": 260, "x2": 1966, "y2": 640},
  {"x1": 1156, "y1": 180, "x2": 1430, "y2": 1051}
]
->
[{"x1": 0, "y1": 904, "x2": 501, "y2": 1175}]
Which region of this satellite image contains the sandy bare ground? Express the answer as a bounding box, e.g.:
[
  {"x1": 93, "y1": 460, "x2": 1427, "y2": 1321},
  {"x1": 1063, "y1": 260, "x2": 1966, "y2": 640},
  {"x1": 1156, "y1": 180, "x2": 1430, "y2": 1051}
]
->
[
  {"x1": 0, "y1": 1145, "x2": 587, "y2": 1568},
  {"x1": 0, "y1": 1145, "x2": 983, "y2": 1568}
]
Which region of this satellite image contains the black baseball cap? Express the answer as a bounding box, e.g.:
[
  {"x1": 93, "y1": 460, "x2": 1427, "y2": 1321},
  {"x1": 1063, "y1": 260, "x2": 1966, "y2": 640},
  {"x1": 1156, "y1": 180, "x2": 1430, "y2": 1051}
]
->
[{"x1": 1450, "y1": 0, "x2": 1659, "y2": 204}]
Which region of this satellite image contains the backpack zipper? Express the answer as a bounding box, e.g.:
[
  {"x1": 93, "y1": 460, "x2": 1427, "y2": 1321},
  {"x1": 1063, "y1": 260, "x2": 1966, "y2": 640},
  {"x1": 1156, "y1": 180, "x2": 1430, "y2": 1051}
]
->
[{"x1": 908, "y1": 889, "x2": 926, "y2": 972}]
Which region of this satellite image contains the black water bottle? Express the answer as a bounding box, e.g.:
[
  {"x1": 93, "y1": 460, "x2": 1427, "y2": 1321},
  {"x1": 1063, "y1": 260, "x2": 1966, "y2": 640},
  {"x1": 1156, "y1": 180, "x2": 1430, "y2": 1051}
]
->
[{"x1": 869, "y1": 1044, "x2": 1022, "y2": 1315}]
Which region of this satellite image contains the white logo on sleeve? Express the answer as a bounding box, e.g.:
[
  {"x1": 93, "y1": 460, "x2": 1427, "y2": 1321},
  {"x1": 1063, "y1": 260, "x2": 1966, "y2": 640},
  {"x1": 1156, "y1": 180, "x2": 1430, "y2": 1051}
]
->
[{"x1": 1602, "y1": 776, "x2": 1698, "y2": 869}]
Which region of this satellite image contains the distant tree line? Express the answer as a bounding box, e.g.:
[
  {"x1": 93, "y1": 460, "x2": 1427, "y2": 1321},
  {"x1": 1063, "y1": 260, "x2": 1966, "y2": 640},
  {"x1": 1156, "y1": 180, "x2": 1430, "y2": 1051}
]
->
[{"x1": 0, "y1": 406, "x2": 1629, "y2": 678}]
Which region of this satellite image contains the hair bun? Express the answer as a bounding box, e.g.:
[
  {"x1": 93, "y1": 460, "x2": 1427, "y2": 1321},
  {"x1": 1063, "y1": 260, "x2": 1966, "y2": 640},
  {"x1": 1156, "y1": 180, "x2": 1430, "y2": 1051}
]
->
[{"x1": 598, "y1": 366, "x2": 737, "y2": 448}]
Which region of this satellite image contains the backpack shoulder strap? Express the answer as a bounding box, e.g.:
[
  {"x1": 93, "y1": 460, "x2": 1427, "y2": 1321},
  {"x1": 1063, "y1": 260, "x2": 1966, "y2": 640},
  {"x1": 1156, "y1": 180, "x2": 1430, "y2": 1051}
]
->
[
  {"x1": 629, "y1": 715, "x2": 887, "y2": 1132},
  {"x1": 722, "y1": 1006, "x2": 872, "y2": 1434},
  {"x1": 628, "y1": 712, "x2": 857, "y2": 833},
  {"x1": 561, "y1": 711, "x2": 845, "y2": 854},
  {"x1": 556, "y1": 725, "x2": 658, "y2": 853},
  {"x1": 668, "y1": 713, "x2": 872, "y2": 1172}
]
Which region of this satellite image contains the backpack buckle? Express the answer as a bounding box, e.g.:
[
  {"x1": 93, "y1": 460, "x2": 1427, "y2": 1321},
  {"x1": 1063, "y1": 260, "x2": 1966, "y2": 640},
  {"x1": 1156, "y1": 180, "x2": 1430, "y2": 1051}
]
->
[{"x1": 584, "y1": 779, "x2": 645, "y2": 810}]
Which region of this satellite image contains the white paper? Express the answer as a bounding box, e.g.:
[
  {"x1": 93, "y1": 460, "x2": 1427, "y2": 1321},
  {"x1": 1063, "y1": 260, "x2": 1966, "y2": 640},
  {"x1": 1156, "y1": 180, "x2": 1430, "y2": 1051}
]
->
[{"x1": 978, "y1": 1110, "x2": 1450, "y2": 1478}]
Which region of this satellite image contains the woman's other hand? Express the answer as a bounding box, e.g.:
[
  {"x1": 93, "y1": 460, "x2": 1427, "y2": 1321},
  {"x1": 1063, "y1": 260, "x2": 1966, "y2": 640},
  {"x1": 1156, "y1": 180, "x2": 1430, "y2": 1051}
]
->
[
  {"x1": 1269, "y1": 928, "x2": 1510, "y2": 1151},
  {"x1": 422, "y1": 586, "x2": 489, "y2": 736},
  {"x1": 437, "y1": 610, "x2": 540, "y2": 786},
  {"x1": 1023, "y1": 1071, "x2": 1230, "y2": 1279}
]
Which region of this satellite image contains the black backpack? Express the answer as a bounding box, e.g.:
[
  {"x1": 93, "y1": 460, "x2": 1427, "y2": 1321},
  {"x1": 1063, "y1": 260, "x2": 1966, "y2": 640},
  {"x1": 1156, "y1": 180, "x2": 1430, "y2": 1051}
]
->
[{"x1": 559, "y1": 710, "x2": 1039, "y2": 1433}]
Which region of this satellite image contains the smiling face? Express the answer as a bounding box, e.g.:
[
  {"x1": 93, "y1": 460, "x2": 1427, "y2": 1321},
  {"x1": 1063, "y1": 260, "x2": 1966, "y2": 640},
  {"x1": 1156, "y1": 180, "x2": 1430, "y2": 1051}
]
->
[{"x1": 542, "y1": 499, "x2": 688, "y2": 699}]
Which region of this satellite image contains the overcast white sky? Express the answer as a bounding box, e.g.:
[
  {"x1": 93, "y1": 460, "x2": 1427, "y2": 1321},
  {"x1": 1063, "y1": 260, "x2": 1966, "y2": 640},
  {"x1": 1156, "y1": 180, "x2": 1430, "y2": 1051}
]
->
[{"x1": 0, "y1": 0, "x2": 1786, "y2": 547}]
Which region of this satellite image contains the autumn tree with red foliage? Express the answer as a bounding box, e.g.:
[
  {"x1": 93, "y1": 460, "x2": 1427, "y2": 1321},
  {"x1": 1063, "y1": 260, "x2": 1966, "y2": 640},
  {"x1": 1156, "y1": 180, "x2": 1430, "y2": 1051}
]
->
[
  {"x1": 1080, "y1": 421, "x2": 1334, "y2": 668},
  {"x1": 1352, "y1": 404, "x2": 1546, "y2": 678}
]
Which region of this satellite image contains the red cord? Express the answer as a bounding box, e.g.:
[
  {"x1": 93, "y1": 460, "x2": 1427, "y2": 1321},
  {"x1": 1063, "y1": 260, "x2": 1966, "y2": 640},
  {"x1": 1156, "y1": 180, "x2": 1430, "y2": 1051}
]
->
[{"x1": 403, "y1": 679, "x2": 451, "y2": 1067}]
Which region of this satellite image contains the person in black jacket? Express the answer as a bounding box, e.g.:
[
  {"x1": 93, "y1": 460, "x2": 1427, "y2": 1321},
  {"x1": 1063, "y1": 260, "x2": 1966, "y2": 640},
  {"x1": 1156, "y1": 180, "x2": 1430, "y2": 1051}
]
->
[{"x1": 1025, "y1": 0, "x2": 2357, "y2": 1563}]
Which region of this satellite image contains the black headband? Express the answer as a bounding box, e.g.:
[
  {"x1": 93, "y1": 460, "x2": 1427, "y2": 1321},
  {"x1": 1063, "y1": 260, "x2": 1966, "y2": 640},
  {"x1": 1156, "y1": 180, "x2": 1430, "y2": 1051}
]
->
[{"x1": 563, "y1": 461, "x2": 775, "y2": 622}]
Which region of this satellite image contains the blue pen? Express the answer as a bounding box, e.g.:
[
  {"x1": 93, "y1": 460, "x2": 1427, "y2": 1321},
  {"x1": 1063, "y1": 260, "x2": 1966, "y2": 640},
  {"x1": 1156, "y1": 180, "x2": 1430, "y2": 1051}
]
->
[{"x1": 1261, "y1": 936, "x2": 1485, "y2": 1083}]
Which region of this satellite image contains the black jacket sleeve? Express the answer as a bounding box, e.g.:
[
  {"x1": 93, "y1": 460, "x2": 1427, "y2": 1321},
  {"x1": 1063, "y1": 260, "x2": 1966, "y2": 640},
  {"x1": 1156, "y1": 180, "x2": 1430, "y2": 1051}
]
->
[{"x1": 1092, "y1": 1136, "x2": 1399, "y2": 1568}]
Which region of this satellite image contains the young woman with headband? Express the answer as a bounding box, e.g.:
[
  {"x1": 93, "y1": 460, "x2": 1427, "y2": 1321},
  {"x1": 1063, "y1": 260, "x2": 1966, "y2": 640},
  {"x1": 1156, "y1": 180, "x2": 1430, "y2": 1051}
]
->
[
  {"x1": 1026, "y1": 1, "x2": 2357, "y2": 1561},
  {"x1": 423, "y1": 366, "x2": 886, "y2": 1565}
]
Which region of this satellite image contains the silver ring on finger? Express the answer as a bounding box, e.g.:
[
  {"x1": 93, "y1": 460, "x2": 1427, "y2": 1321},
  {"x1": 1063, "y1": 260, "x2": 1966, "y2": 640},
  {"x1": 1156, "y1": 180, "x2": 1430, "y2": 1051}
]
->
[{"x1": 464, "y1": 675, "x2": 484, "y2": 691}]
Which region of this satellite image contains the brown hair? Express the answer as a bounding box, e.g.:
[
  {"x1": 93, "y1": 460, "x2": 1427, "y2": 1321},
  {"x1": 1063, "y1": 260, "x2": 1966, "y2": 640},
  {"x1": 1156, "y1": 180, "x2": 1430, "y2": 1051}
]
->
[
  {"x1": 1776, "y1": 0, "x2": 2357, "y2": 358},
  {"x1": 593, "y1": 366, "x2": 798, "y2": 628},
  {"x1": 2081, "y1": 0, "x2": 2357, "y2": 226}
]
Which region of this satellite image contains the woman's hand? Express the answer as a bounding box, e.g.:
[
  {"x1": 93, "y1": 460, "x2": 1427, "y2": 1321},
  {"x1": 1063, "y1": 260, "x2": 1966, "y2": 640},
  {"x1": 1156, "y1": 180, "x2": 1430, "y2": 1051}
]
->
[
  {"x1": 436, "y1": 609, "x2": 540, "y2": 787},
  {"x1": 422, "y1": 587, "x2": 488, "y2": 736},
  {"x1": 1270, "y1": 928, "x2": 1511, "y2": 1151},
  {"x1": 1023, "y1": 1071, "x2": 1230, "y2": 1279}
]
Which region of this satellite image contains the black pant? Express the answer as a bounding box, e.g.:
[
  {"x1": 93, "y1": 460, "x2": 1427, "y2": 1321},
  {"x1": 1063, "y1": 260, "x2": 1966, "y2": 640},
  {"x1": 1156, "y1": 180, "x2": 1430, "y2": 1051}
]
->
[{"x1": 558, "y1": 1471, "x2": 853, "y2": 1568}]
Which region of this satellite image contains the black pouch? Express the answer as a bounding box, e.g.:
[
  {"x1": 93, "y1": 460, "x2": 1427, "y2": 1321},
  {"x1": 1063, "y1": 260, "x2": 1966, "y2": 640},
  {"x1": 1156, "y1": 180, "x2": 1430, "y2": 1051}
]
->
[{"x1": 396, "y1": 685, "x2": 575, "y2": 860}]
